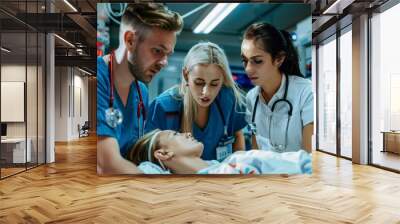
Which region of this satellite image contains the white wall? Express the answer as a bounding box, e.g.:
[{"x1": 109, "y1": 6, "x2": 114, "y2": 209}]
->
[
  {"x1": 1, "y1": 64, "x2": 46, "y2": 163},
  {"x1": 54, "y1": 67, "x2": 89, "y2": 141},
  {"x1": 55, "y1": 66, "x2": 68, "y2": 141},
  {"x1": 72, "y1": 72, "x2": 89, "y2": 138},
  {"x1": 1, "y1": 65, "x2": 26, "y2": 142},
  {"x1": 1, "y1": 66, "x2": 26, "y2": 131},
  {"x1": 1, "y1": 65, "x2": 26, "y2": 81}
]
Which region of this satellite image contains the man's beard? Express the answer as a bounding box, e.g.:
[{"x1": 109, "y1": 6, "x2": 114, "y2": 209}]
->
[{"x1": 127, "y1": 49, "x2": 149, "y2": 83}]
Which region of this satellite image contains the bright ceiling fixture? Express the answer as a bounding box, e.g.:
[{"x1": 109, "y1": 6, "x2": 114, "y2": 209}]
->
[
  {"x1": 322, "y1": 0, "x2": 354, "y2": 14},
  {"x1": 1, "y1": 47, "x2": 11, "y2": 53},
  {"x1": 63, "y1": 0, "x2": 78, "y2": 12},
  {"x1": 78, "y1": 67, "x2": 93, "y2": 76},
  {"x1": 194, "y1": 3, "x2": 239, "y2": 34},
  {"x1": 54, "y1": 34, "x2": 75, "y2": 48}
]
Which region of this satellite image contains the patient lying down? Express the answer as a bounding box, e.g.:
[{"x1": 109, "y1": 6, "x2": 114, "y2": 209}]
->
[{"x1": 127, "y1": 129, "x2": 312, "y2": 174}]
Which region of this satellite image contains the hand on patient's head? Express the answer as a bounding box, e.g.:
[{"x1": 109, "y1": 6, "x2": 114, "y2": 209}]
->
[{"x1": 154, "y1": 149, "x2": 174, "y2": 161}]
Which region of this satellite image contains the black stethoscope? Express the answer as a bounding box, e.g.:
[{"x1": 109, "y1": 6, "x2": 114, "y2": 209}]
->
[
  {"x1": 249, "y1": 73, "x2": 293, "y2": 151},
  {"x1": 214, "y1": 99, "x2": 235, "y2": 161},
  {"x1": 104, "y1": 51, "x2": 146, "y2": 137},
  {"x1": 174, "y1": 98, "x2": 234, "y2": 160},
  {"x1": 176, "y1": 99, "x2": 233, "y2": 142},
  {"x1": 215, "y1": 99, "x2": 234, "y2": 143}
]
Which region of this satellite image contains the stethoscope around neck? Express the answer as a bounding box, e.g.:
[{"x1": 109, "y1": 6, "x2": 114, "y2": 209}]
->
[
  {"x1": 249, "y1": 73, "x2": 293, "y2": 152},
  {"x1": 104, "y1": 51, "x2": 146, "y2": 138},
  {"x1": 179, "y1": 98, "x2": 229, "y2": 137},
  {"x1": 215, "y1": 99, "x2": 229, "y2": 137},
  {"x1": 178, "y1": 98, "x2": 232, "y2": 149}
]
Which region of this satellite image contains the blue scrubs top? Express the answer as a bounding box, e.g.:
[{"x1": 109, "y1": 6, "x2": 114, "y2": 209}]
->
[
  {"x1": 145, "y1": 86, "x2": 248, "y2": 160},
  {"x1": 97, "y1": 57, "x2": 149, "y2": 158}
]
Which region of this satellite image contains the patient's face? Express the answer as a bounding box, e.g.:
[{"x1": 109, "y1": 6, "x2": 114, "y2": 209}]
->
[{"x1": 158, "y1": 130, "x2": 203, "y2": 157}]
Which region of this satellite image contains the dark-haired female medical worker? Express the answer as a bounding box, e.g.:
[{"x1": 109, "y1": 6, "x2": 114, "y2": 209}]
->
[{"x1": 241, "y1": 22, "x2": 314, "y2": 153}]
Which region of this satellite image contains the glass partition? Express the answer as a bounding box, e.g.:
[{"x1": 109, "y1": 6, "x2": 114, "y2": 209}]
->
[
  {"x1": 38, "y1": 32, "x2": 46, "y2": 165},
  {"x1": 371, "y1": 3, "x2": 400, "y2": 171},
  {"x1": 339, "y1": 28, "x2": 352, "y2": 159},
  {"x1": 317, "y1": 35, "x2": 337, "y2": 155},
  {"x1": 1, "y1": 30, "x2": 28, "y2": 177},
  {"x1": 27, "y1": 31, "x2": 38, "y2": 169},
  {"x1": 0, "y1": 0, "x2": 46, "y2": 179}
]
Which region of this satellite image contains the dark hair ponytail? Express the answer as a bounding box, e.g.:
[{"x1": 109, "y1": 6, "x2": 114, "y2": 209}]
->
[
  {"x1": 243, "y1": 23, "x2": 303, "y2": 77},
  {"x1": 279, "y1": 29, "x2": 302, "y2": 77}
]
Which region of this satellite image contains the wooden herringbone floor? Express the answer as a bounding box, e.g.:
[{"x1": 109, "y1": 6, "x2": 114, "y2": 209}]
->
[{"x1": 1, "y1": 135, "x2": 400, "y2": 224}]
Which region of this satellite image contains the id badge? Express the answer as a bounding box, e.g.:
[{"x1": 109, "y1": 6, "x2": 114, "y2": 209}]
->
[
  {"x1": 216, "y1": 136, "x2": 235, "y2": 161},
  {"x1": 216, "y1": 145, "x2": 232, "y2": 162}
]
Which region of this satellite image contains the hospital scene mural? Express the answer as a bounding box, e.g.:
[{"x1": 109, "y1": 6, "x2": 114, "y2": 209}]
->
[{"x1": 96, "y1": 2, "x2": 313, "y2": 175}]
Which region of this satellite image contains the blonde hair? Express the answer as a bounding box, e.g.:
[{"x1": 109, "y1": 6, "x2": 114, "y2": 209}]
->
[
  {"x1": 119, "y1": 3, "x2": 183, "y2": 44},
  {"x1": 178, "y1": 42, "x2": 246, "y2": 134},
  {"x1": 127, "y1": 129, "x2": 162, "y2": 166}
]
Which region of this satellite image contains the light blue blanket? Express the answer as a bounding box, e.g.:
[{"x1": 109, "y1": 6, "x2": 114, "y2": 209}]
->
[{"x1": 138, "y1": 150, "x2": 312, "y2": 174}]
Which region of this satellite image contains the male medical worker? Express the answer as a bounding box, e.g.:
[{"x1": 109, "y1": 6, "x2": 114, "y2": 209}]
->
[{"x1": 97, "y1": 3, "x2": 183, "y2": 174}]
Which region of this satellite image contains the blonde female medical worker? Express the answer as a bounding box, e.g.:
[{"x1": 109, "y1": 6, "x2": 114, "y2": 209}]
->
[
  {"x1": 146, "y1": 42, "x2": 247, "y2": 161},
  {"x1": 241, "y1": 22, "x2": 314, "y2": 153}
]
